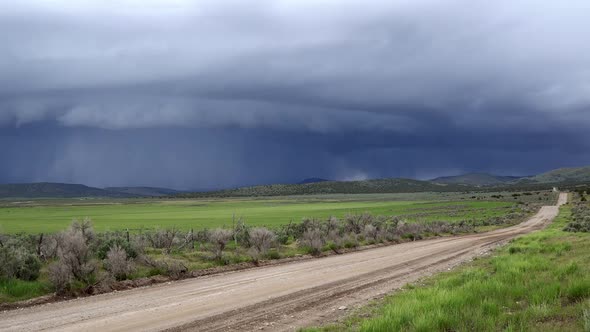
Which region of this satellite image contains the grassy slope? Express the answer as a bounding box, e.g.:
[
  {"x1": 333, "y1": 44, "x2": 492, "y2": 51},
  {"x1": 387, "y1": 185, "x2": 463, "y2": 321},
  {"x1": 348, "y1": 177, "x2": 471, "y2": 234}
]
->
[
  {"x1": 0, "y1": 198, "x2": 513, "y2": 233},
  {"x1": 307, "y1": 202, "x2": 590, "y2": 332},
  {"x1": 0, "y1": 183, "x2": 135, "y2": 199},
  {"x1": 527, "y1": 166, "x2": 590, "y2": 184}
]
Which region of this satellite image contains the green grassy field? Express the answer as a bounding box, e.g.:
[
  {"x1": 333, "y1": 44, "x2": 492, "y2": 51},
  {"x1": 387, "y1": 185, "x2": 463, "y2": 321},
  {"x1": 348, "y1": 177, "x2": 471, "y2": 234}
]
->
[
  {"x1": 0, "y1": 194, "x2": 518, "y2": 234},
  {"x1": 0, "y1": 191, "x2": 555, "y2": 304},
  {"x1": 305, "y1": 201, "x2": 590, "y2": 332}
]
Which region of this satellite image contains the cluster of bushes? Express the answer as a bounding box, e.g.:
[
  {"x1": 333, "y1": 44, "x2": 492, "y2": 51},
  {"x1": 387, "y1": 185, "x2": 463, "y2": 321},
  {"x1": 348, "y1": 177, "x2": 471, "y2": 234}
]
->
[
  {"x1": 470, "y1": 191, "x2": 557, "y2": 204},
  {"x1": 0, "y1": 246, "x2": 41, "y2": 282},
  {"x1": 275, "y1": 214, "x2": 473, "y2": 256},
  {"x1": 576, "y1": 190, "x2": 588, "y2": 201},
  {"x1": 0, "y1": 219, "x2": 282, "y2": 295},
  {"x1": 564, "y1": 201, "x2": 590, "y2": 233},
  {"x1": 0, "y1": 207, "x2": 532, "y2": 297}
]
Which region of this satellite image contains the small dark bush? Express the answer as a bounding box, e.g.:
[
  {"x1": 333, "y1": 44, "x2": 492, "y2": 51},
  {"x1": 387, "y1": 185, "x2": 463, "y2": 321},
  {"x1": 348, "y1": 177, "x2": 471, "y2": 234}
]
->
[
  {"x1": 266, "y1": 250, "x2": 280, "y2": 260},
  {"x1": 17, "y1": 254, "x2": 41, "y2": 281},
  {"x1": 509, "y1": 246, "x2": 522, "y2": 254},
  {"x1": 566, "y1": 280, "x2": 590, "y2": 302},
  {"x1": 0, "y1": 247, "x2": 19, "y2": 279},
  {"x1": 0, "y1": 247, "x2": 41, "y2": 281}
]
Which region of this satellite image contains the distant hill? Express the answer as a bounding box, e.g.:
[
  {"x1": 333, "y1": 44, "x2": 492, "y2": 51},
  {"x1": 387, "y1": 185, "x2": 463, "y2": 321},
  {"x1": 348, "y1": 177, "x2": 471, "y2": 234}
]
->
[
  {"x1": 176, "y1": 178, "x2": 470, "y2": 198},
  {"x1": 522, "y1": 166, "x2": 590, "y2": 184},
  {"x1": 0, "y1": 183, "x2": 136, "y2": 199},
  {"x1": 431, "y1": 173, "x2": 524, "y2": 186},
  {"x1": 5, "y1": 165, "x2": 590, "y2": 199},
  {"x1": 297, "y1": 178, "x2": 330, "y2": 185},
  {"x1": 105, "y1": 187, "x2": 181, "y2": 197}
]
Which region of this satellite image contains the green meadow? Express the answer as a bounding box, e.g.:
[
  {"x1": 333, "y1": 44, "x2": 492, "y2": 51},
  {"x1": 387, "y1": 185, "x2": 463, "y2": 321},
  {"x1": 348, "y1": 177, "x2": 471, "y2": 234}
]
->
[{"x1": 0, "y1": 194, "x2": 515, "y2": 234}]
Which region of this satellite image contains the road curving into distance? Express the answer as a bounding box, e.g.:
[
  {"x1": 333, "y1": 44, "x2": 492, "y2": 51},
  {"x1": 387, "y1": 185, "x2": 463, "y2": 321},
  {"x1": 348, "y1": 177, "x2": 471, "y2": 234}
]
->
[{"x1": 0, "y1": 193, "x2": 568, "y2": 332}]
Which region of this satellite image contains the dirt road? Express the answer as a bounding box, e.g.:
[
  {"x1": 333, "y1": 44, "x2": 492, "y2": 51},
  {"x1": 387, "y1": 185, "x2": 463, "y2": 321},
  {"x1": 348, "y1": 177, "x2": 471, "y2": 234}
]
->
[{"x1": 0, "y1": 193, "x2": 567, "y2": 332}]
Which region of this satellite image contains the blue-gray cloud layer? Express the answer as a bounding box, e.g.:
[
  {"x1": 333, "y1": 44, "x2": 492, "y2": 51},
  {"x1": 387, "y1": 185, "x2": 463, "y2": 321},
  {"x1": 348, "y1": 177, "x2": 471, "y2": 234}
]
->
[{"x1": 1, "y1": 0, "x2": 589, "y2": 188}]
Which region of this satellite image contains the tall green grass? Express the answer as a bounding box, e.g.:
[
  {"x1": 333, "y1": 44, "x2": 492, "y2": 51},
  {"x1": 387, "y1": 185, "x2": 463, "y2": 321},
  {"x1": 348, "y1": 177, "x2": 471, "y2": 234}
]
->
[
  {"x1": 308, "y1": 205, "x2": 590, "y2": 332},
  {"x1": 0, "y1": 278, "x2": 50, "y2": 303}
]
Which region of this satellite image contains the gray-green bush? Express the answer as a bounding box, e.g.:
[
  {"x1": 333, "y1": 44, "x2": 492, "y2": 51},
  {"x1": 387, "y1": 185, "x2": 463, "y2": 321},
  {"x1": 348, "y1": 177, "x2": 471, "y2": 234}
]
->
[
  {"x1": 248, "y1": 228, "x2": 276, "y2": 261},
  {"x1": 105, "y1": 245, "x2": 134, "y2": 281},
  {"x1": 207, "y1": 229, "x2": 233, "y2": 261}
]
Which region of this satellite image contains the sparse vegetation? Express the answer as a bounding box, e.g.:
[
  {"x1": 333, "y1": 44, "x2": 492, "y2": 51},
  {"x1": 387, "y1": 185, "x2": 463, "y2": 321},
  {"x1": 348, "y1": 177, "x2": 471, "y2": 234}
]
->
[
  {"x1": 0, "y1": 192, "x2": 549, "y2": 303},
  {"x1": 207, "y1": 228, "x2": 233, "y2": 261},
  {"x1": 248, "y1": 227, "x2": 276, "y2": 262},
  {"x1": 105, "y1": 245, "x2": 134, "y2": 281},
  {"x1": 564, "y1": 192, "x2": 590, "y2": 232},
  {"x1": 305, "y1": 195, "x2": 590, "y2": 332}
]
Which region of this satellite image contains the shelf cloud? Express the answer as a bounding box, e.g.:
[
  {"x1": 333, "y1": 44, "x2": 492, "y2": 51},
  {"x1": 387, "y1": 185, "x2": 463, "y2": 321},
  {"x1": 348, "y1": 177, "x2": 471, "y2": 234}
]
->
[{"x1": 1, "y1": 0, "x2": 589, "y2": 188}]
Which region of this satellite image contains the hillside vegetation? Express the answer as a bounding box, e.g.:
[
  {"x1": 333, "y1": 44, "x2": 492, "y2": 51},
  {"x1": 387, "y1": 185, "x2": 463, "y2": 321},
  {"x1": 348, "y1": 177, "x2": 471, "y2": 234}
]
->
[
  {"x1": 525, "y1": 166, "x2": 590, "y2": 184},
  {"x1": 0, "y1": 183, "x2": 134, "y2": 199},
  {"x1": 179, "y1": 166, "x2": 590, "y2": 198},
  {"x1": 105, "y1": 187, "x2": 181, "y2": 197},
  {"x1": 177, "y1": 178, "x2": 470, "y2": 198},
  {"x1": 0, "y1": 183, "x2": 183, "y2": 199},
  {"x1": 431, "y1": 173, "x2": 523, "y2": 186},
  {"x1": 3, "y1": 165, "x2": 590, "y2": 199}
]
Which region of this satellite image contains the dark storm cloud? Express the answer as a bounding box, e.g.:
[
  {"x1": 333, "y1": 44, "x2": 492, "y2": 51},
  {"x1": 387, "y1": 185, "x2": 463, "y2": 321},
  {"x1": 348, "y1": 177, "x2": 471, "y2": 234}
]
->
[{"x1": 1, "y1": 0, "x2": 590, "y2": 188}]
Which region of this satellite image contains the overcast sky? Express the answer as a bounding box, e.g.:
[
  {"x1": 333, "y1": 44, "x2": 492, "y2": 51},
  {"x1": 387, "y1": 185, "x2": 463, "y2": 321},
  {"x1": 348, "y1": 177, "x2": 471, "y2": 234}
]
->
[{"x1": 1, "y1": 0, "x2": 589, "y2": 189}]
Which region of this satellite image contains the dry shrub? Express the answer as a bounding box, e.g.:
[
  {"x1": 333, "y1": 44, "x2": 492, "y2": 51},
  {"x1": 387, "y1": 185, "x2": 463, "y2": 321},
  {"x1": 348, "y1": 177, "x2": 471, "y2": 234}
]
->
[
  {"x1": 344, "y1": 214, "x2": 363, "y2": 234},
  {"x1": 58, "y1": 230, "x2": 96, "y2": 283},
  {"x1": 327, "y1": 230, "x2": 344, "y2": 250},
  {"x1": 326, "y1": 216, "x2": 341, "y2": 233},
  {"x1": 146, "y1": 228, "x2": 181, "y2": 253},
  {"x1": 396, "y1": 222, "x2": 424, "y2": 241},
  {"x1": 300, "y1": 228, "x2": 324, "y2": 255},
  {"x1": 0, "y1": 246, "x2": 41, "y2": 281},
  {"x1": 48, "y1": 261, "x2": 72, "y2": 293},
  {"x1": 208, "y1": 229, "x2": 233, "y2": 261},
  {"x1": 105, "y1": 245, "x2": 134, "y2": 281},
  {"x1": 140, "y1": 255, "x2": 187, "y2": 279},
  {"x1": 48, "y1": 221, "x2": 98, "y2": 292},
  {"x1": 39, "y1": 234, "x2": 61, "y2": 260},
  {"x1": 363, "y1": 224, "x2": 379, "y2": 242},
  {"x1": 70, "y1": 217, "x2": 95, "y2": 242},
  {"x1": 248, "y1": 228, "x2": 276, "y2": 261}
]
